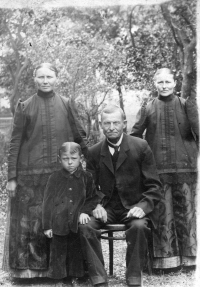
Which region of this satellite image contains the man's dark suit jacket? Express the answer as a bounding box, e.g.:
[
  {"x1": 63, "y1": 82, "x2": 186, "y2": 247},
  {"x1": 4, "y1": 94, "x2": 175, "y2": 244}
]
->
[{"x1": 87, "y1": 133, "x2": 162, "y2": 228}]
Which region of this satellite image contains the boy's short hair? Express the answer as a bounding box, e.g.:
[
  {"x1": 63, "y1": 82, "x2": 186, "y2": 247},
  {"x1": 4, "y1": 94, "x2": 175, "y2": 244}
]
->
[{"x1": 59, "y1": 142, "x2": 82, "y2": 157}]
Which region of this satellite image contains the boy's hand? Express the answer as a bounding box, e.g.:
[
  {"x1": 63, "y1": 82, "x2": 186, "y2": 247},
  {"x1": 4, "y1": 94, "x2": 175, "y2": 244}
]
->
[
  {"x1": 44, "y1": 229, "x2": 53, "y2": 238},
  {"x1": 79, "y1": 213, "x2": 91, "y2": 224},
  {"x1": 93, "y1": 204, "x2": 107, "y2": 223}
]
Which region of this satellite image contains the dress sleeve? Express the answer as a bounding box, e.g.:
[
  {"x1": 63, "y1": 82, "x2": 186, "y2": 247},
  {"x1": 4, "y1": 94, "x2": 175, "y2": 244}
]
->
[
  {"x1": 7, "y1": 100, "x2": 26, "y2": 181},
  {"x1": 42, "y1": 173, "x2": 56, "y2": 230},
  {"x1": 130, "y1": 103, "x2": 148, "y2": 139},
  {"x1": 185, "y1": 92, "x2": 199, "y2": 137},
  {"x1": 67, "y1": 98, "x2": 88, "y2": 158}
]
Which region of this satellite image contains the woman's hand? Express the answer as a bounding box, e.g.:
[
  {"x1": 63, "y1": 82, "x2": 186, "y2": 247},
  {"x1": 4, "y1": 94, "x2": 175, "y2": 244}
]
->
[
  {"x1": 44, "y1": 229, "x2": 53, "y2": 238},
  {"x1": 6, "y1": 179, "x2": 18, "y2": 197},
  {"x1": 79, "y1": 213, "x2": 91, "y2": 224}
]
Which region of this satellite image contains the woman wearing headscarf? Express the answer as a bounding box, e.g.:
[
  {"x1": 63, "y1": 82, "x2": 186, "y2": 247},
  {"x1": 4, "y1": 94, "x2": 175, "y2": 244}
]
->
[
  {"x1": 131, "y1": 68, "x2": 198, "y2": 270},
  {"x1": 3, "y1": 63, "x2": 87, "y2": 278}
]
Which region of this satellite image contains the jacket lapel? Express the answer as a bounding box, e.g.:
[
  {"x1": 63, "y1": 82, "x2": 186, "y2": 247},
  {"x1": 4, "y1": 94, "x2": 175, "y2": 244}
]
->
[
  {"x1": 116, "y1": 134, "x2": 129, "y2": 171},
  {"x1": 100, "y1": 139, "x2": 114, "y2": 174},
  {"x1": 100, "y1": 134, "x2": 130, "y2": 173}
]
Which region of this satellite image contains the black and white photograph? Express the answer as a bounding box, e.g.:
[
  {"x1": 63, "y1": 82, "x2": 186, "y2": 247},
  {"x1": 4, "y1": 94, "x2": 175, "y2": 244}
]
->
[{"x1": 0, "y1": 0, "x2": 199, "y2": 286}]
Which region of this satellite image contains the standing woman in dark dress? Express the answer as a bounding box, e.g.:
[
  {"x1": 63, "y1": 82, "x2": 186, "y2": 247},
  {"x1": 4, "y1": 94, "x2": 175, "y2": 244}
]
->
[
  {"x1": 131, "y1": 68, "x2": 198, "y2": 270},
  {"x1": 3, "y1": 63, "x2": 87, "y2": 278}
]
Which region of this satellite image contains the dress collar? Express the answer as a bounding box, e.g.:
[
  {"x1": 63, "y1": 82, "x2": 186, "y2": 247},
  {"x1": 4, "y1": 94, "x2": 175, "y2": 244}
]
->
[
  {"x1": 158, "y1": 93, "x2": 175, "y2": 102},
  {"x1": 37, "y1": 90, "x2": 55, "y2": 98}
]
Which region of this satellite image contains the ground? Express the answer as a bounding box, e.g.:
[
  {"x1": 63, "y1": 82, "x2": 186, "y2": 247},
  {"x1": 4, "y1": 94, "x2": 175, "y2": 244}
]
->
[{"x1": 0, "y1": 207, "x2": 195, "y2": 287}]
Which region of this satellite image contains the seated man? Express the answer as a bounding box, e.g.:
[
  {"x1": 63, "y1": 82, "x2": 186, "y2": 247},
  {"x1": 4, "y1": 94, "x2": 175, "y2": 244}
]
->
[{"x1": 79, "y1": 105, "x2": 162, "y2": 287}]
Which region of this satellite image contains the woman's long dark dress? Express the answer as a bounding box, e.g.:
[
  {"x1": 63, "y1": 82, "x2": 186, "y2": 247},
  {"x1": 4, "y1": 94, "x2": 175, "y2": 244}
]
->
[
  {"x1": 131, "y1": 94, "x2": 198, "y2": 268},
  {"x1": 3, "y1": 90, "x2": 87, "y2": 277}
]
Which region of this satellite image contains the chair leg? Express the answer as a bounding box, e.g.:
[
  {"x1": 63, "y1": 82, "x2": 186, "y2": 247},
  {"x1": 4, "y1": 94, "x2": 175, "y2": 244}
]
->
[
  {"x1": 108, "y1": 231, "x2": 113, "y2": 275},
  {"x1": 146, "y1": 243, "x2": 152, "y2": 275}
]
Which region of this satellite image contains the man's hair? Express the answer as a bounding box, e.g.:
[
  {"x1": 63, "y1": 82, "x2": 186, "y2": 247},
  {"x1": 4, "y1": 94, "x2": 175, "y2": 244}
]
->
[
  {"x1": 59, "y1": 142, "x2": 82, "y2": 157},
  {"x1": 153, "y1": 68, "x2": 175, "y2": 81},
  {"x1": 101, "y1": 104, "x2": 125, "y2": 121},
  {"x1": 33, "y1": 62, "x2": 58, "y2": 77}
]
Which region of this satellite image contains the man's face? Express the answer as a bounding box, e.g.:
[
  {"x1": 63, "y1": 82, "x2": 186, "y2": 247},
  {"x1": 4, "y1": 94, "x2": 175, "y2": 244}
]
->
[
  {"x1": 59, "y1": 151, "x2": 81, "y2": 174},
  {"x1": 100, "y1": 111, "x2": 126, "y2": 143},
  {"x1": 154, "y1": 72, "x2": 176, "y2": 97}
]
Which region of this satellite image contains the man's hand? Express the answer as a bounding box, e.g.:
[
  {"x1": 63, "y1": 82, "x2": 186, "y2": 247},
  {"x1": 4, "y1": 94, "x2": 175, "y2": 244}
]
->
[
  {"x1": 93, "y1": 204, "x2": 107, "y2": 223},
  {"x1": 79, "y1": 213, "x2": 91, "y2": 224},
  {"x1": 6, "y1": 179, "x2": 17, "y2": 197},
  {"x1": 127, "y1": 207, "x2": 145, "y2": 219},
  {"x1": 44, "y1": 229, "x2": 53, "y2": 238}
]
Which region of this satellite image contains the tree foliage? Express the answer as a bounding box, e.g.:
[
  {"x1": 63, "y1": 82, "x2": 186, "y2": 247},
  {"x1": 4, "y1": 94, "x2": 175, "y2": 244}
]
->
[{"x1": 0, "y1": 0, "x2": 197, "y2": 140}]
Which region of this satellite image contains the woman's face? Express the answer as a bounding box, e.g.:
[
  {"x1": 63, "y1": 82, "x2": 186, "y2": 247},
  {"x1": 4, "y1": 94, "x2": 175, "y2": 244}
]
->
[
  {"x1": 154, "y1": 72, "x2": 176, "y2": 97},
  {"x1": 34, "y1": 67, "x2": 57, "y2": 92}
]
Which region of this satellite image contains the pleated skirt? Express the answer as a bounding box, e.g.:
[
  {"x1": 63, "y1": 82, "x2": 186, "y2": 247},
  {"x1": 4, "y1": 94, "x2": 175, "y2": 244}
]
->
[
  {"x1": 153, "y1": 172, "x2": 197, "y2": 268},
  {"x1": 2, "y1": 174, "x2": 51, "y2": 277}
]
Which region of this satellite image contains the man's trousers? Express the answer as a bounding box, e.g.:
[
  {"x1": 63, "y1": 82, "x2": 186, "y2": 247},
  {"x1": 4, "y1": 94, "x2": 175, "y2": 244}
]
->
[{"x1": 79, "y1": 206, "x2": 151, "y2": 286}]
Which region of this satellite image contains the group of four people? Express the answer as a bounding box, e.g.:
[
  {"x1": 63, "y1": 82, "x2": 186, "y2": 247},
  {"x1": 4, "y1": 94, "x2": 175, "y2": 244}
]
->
[{"x1": 4, "y1": 63, "x2": 198, "y2": 287}]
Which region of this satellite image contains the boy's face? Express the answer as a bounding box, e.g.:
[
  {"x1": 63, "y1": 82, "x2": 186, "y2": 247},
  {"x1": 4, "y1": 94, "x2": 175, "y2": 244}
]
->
[{"x1": 59, "y1": 151, "x2": 81, "y2": 174}]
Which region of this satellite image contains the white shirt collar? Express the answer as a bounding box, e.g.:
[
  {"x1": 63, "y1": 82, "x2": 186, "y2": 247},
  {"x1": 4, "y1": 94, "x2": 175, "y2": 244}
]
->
[
  {"x1": 107, "y1": 134, "x2": 123, "y2": 155},
  {"x1": 107, "y1": 133, "x2": 123, "y2": 147}
]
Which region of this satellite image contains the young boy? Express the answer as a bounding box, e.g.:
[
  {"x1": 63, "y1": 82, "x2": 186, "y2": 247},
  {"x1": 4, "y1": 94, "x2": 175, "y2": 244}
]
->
[{"x1": 42, "y1": 142, "x2": 99, "y2": 281}]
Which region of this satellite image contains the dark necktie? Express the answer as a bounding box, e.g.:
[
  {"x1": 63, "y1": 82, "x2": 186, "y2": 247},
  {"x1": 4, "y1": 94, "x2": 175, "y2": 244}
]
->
[
  {"x1": 107, "y1": 142, "x2": 120, "y2": 170},
  {"x1": 107, "y1": 142, "x2": 122, "y2": 207},
  {"x1": 112, "y1": 146, "x2": 119, "y2": 161}
]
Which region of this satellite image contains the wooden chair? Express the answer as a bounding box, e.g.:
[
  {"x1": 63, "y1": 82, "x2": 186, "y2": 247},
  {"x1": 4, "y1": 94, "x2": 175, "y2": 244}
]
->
[{"x1": 100, "y1": 223, "x2": 153, "y2": 275}]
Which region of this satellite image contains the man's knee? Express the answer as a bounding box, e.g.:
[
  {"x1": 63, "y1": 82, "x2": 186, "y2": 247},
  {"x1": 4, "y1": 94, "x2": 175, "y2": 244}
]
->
[{"x1": 127, "y1": 218, "x2": 150, "y2": 233}]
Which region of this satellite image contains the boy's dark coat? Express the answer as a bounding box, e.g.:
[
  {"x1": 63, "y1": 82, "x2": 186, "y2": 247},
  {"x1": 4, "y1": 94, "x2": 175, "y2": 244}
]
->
[{"x1": 42, "y1": 167, "x2": 99, "y2": 235}]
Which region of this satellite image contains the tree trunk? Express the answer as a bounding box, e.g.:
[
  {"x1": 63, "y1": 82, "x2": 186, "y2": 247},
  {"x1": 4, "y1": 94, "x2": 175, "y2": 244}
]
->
[
  {"x1": 161, "y1": 3, "x2": 196, "y2": 99},
  {"x1": 116, "y1": 81, "x2": 127, "y2": 133},
  {"x1": 180, "y1": 38, "x2": 196, "y2": 99},
  {"x1": 10, "y1": 58, "x2": 30, "y2": 115},
  {"x1": 116, "y1": 82, "x2": 125, "y2": 113},
  {"x1": 86, "y1": 113, "x2": 91, "y2": 139}
]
